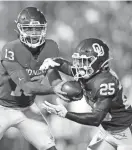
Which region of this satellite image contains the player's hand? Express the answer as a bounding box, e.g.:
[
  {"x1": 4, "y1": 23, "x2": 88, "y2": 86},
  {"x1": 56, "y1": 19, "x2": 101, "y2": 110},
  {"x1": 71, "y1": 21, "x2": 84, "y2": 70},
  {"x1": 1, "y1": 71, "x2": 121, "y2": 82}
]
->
[
  {"x1": 53, "y1": 81, "x2": 71, "y2": 102},
  {"x1": 42, "y1": 99, "x2": 68, "y2": 118},
  {"x1": 39, "y1": 58, "x2": 60, "y2": 71},
  {"x1": 31, "y1": 75, "x2": 45, "y2": 83}
]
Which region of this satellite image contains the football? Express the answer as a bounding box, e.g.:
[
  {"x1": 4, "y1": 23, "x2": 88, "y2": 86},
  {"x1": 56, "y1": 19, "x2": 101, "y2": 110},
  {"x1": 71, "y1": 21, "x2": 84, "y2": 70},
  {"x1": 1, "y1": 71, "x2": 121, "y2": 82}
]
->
[{"x1": 61, "y1": 80, "x2": 83, "y2": 101}]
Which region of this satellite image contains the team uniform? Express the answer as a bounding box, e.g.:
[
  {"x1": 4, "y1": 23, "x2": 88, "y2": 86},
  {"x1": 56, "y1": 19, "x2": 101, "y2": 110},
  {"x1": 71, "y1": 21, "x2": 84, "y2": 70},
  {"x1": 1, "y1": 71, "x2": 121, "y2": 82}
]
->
[
  {"x1": 0, "y1": 38, "x2": 59, "y2": 150},
  {"x1": 82, "y1": 70, "x2": 132, "y2": 150},
  {"x1": 82, "y1": 69, "x2": 132, "y2": 131},
  {"x1": 52, "y1": 61, "x2": 132, "y2": 149},
  {"x1": 0, "y1": 39, "x2": 59, "y2": 107},
  {"x1": 42, "y1": 38, "x2": 132, "y2": 150},
  {"x1": 0, "y1": 4, "x2": 64, "y2": 149}
]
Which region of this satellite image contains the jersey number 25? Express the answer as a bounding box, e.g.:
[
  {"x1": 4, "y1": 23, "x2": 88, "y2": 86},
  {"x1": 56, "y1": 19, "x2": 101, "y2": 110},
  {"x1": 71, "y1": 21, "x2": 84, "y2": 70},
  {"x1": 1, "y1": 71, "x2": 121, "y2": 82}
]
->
[{"x1": 100, "y1": 83, "x2": 115, "y2": 96}]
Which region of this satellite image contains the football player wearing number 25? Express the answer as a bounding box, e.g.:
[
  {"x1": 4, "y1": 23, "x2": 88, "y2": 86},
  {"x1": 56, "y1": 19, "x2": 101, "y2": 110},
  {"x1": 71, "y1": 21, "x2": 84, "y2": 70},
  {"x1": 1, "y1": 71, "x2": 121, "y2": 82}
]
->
[
  {"x1": 0, "y1": 7, "x2": 64, "y2": 150},
  {"x1": 43, "y1": 38, "x2": 132, "y2": 150}
]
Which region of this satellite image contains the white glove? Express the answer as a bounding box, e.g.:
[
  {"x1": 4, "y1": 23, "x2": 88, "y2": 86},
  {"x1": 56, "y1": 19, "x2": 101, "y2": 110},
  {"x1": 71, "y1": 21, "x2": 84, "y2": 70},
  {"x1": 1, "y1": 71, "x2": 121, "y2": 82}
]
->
[
  {"x1": 42, "y1": 99, "x2": 68, "y2": 118},
  {"x1": 39, "y1": 58, "x2": 60, "y2": 71}
]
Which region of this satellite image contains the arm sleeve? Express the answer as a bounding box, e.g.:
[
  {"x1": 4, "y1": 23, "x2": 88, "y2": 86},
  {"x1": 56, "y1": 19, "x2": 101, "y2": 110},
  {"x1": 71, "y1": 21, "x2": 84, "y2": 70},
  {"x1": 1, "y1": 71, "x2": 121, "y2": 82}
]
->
[
  {"x1": 66, "y1": 97, "x2": 112, "y2": 126},
  {"x1": 53, "y1": 57, "x2": 73, "y2": 76},
  {"x1": 46, "y1": 68, "x2": 62, "y2": 86},
  {"x1": 2, "y1": 61, "x2": 55, "y2": 95}
]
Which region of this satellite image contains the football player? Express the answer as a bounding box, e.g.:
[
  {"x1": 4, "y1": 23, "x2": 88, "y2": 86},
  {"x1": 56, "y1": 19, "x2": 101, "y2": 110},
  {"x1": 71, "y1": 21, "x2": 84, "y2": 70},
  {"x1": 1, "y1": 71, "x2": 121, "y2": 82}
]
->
[
  {"x1": 0, "y1": 7, "x2": 64, "y2": 150},
  {"x1": 41, "y1": 38, "x2": 132, "y2": 150}
]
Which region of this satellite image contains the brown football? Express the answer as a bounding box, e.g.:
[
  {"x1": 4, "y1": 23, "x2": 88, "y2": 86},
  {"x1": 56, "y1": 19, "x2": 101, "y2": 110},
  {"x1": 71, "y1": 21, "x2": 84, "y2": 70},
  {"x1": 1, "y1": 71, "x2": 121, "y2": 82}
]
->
[{"x1": 61, "y1": 81, "x2": 83, "y2": 101}]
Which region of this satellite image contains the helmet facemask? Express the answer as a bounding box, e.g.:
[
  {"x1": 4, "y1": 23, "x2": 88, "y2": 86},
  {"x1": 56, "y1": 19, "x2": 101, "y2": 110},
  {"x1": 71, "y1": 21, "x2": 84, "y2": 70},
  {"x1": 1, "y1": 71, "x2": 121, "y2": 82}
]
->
[
  {"x1": 17, "y1": 20, "x2": 47, "y2": 48},
  {"x1": 71, "y1": 53, "x2": 97, "y2": 81}
]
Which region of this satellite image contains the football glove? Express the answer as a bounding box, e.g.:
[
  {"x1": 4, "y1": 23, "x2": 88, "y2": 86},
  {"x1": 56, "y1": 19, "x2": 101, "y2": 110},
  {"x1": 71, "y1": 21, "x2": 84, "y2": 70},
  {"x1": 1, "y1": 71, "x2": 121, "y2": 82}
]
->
[
  {"x1": 39, "y1": 58, "x2": 60, "y2": 71},
  {"x1": 42, "y1": 99, "x2": 68, "y2": 118}
]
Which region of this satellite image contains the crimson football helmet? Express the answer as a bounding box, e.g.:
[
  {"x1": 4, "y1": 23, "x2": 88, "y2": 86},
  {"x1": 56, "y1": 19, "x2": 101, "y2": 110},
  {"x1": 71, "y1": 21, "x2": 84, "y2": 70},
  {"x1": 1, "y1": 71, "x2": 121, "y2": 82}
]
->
[
  {"x1": 71, "y1": 38, "x2": 110, "y2": 80},
  {"x1": 15, "y1": 7, "x2": 47, "y2": 48}
]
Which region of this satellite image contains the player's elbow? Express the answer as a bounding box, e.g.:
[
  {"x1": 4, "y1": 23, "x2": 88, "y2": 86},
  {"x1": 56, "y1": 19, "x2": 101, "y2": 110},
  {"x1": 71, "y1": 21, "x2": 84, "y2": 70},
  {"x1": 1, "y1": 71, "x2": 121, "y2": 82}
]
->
[
  {"x1": 93, "y1": 119, "x2": 102, "y2": 127},
  {"x1": 88, "y1": 118, "x2": 101, "y2": 127},
  {"x1": 95, "y1": 112, "x2": 106, "y2": 126},
  {"x1": 90, "y1": 113, "x2": 104, "y2": 127},
  {"x1": 84, "y1": 119, "x2": 101, "y2": 127}
]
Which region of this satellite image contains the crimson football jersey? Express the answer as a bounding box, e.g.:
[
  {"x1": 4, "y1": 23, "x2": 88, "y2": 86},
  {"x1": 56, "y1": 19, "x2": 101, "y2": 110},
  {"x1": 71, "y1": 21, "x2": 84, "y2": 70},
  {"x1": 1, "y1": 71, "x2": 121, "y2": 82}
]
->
[
  {"x1": 0, "y1": 39, "x2": 59, "y2": 107},
  {"x1": 82, "y1": 69, "x2": 132, "y2": 131},
  {"x1": 55, "y1": 59, "x2": 132, "y2": 131}
]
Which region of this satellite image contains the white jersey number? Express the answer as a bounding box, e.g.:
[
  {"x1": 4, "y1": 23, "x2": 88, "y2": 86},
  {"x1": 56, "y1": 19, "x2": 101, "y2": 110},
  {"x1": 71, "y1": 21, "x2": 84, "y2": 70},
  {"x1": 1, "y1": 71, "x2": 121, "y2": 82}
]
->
[
  {"x1": 100, "y1": 83, "x2": 115, "y2": 96},
  {"x1": 5, "y1": 49, "x2": 14, "y2": 60}
]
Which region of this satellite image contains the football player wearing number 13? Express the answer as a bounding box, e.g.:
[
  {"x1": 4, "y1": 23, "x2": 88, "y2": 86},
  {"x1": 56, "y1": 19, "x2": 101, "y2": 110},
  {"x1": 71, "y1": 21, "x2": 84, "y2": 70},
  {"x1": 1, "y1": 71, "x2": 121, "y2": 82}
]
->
[
  {"x1": 0, "y1": 7, "x2": 64, "y2": 150},
  {"x1": 43, "y1": 38, "x2": 132, "y2": 150}
]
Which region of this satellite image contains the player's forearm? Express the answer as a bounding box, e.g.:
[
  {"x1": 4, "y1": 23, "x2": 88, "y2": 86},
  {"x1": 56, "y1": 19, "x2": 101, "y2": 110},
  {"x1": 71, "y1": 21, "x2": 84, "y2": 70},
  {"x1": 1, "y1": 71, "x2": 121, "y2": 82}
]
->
[
  {"x1": 22, "y1": 69, "x2": 62, "y2": 95},
  {"x1": 0, "y1": 75, "x2": 10, "y2": 85},
  {"x1": 22, "y1": 82, "x2": 55, "y2": 95},
  {"x1": 65, "y1": 111, "x2": 106, "y2": 126},
  {"x1": 46, "y1": 68, "x2": 62, "y2": 86},
  {"x1": 54, "y1": 58, "x2": 73, "y2": 76}
]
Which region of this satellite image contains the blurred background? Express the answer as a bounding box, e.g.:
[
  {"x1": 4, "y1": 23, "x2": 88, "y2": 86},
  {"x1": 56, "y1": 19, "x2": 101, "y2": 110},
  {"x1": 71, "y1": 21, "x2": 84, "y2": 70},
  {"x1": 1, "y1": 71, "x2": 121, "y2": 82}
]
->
[{"x1": 0, "y1": 1, "x2": 132, "y2": 150}]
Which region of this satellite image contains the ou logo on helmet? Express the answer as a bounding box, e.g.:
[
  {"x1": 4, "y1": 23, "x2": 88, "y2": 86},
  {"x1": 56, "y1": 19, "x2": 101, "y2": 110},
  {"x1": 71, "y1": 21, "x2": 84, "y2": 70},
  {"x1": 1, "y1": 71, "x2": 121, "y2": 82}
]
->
[{"x1": 92, "y1": 43, "x2": 104, "y2": 56}]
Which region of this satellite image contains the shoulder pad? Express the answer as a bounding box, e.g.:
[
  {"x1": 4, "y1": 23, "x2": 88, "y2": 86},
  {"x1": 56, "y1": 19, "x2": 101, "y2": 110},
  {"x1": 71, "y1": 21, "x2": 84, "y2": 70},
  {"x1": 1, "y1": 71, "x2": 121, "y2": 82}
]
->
[
  {"x1": 43, "y1": 39, "x2": 59, "y2": 57},
  {"x1": 1, "y1": 40, "x2": 31, "y2": 68}
]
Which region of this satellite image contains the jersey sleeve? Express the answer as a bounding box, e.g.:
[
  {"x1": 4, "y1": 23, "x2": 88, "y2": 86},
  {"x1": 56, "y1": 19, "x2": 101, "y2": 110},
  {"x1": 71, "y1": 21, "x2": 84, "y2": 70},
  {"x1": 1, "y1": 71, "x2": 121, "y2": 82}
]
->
[
  {"x1": 92, "y1": 77, "x2": 117, "y2": 114},
  {"x1": 1, "y1": 43, "x2": 16, "y2": 62},
  {"x1": 95, "y1": 76, "x2": 119, "y2": 99},
  {"x1": 1, "y1": 43, "x2": 30, "y2": 86},
  {"x1": 2, "y1": 61, "x2": 30, "y2": 86}
]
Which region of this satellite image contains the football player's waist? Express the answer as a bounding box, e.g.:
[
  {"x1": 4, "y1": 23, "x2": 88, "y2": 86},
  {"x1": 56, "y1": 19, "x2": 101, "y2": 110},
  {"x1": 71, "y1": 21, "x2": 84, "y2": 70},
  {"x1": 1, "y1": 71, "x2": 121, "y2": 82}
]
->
[
  {"x1": 0, "y1": 94, "x2": 35, "y2": 101},
  {"x1": 99, "y1": 125, "x2": 127, "y2": 132},
  {"x1": 0, "y1": 97, "x2": 34, "y2": 108},
  {"x1": 0, "y1": 104, "x2": 30, "y2": 111},
  {"x1": 102, "y1": 123, "x2": 131, "y2": 132},
  {"x1": 102, "y1": 117, "x2": 132, "y2": 127}
]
